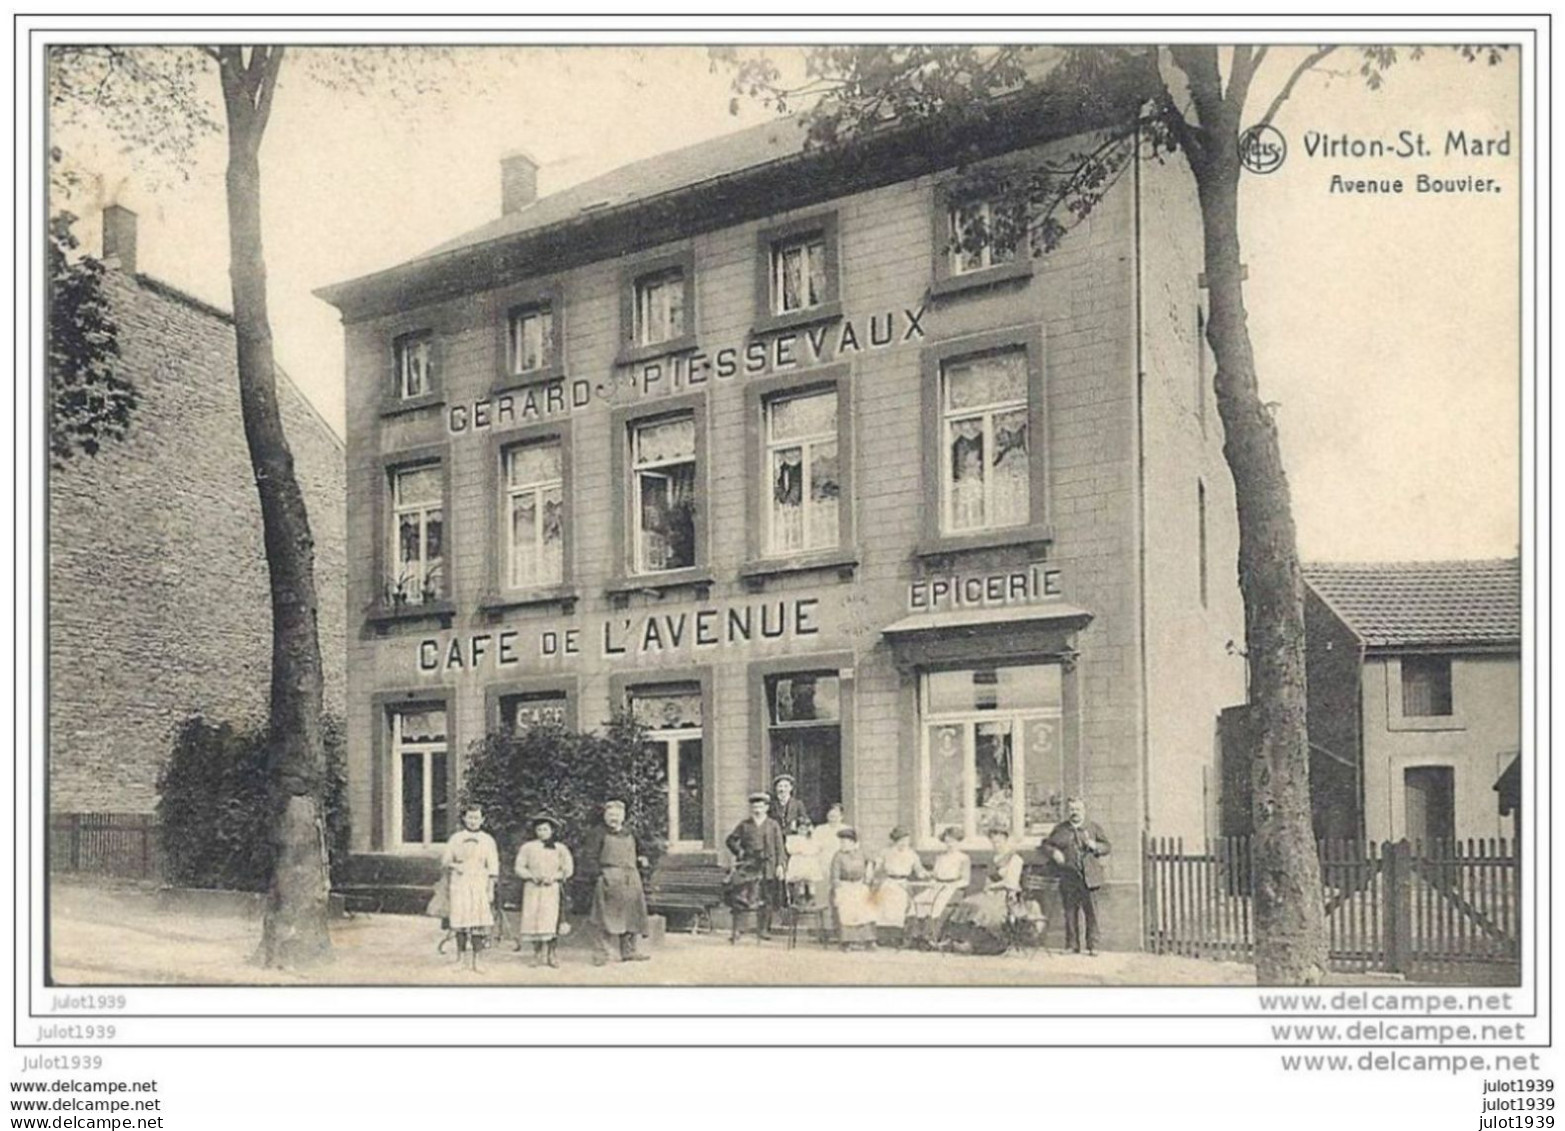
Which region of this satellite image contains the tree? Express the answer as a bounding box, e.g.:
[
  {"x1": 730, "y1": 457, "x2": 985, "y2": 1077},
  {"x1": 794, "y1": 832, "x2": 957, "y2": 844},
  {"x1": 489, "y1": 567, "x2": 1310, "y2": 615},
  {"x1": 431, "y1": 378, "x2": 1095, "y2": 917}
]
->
[
  {"x1": 48, "y1": 208, "x2": 135, "y2": 469},
  {"x1": 49, "y1": 45, "x2": 457, "y2": 967},
  {"x1": 719, "y1": 44, "x2": 1505, "y2": 983}
]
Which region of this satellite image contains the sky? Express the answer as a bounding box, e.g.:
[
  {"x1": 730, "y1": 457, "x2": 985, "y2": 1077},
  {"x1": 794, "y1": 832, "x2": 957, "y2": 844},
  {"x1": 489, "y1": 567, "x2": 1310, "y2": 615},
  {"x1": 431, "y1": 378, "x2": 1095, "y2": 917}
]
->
[{"x1": 50, "y1": 43, "x2": 1522, "y2": 563}]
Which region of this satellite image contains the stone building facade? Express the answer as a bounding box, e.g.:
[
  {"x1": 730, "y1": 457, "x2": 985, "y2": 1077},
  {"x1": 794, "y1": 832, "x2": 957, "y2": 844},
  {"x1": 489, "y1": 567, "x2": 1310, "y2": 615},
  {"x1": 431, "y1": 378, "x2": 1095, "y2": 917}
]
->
[
  {"x1": 319, "y1": 81, "x2": 1246, "y2": 949},
  {"x1": 48, "y1": 208, "x2": 348, "y2": 814}
]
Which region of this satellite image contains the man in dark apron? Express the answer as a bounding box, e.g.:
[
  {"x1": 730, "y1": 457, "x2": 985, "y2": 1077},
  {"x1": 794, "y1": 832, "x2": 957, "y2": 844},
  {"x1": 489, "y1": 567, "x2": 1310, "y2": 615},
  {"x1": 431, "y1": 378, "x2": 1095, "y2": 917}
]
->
[{"x1": 579, "y1": 799, "x2": 651, "y2": 965}]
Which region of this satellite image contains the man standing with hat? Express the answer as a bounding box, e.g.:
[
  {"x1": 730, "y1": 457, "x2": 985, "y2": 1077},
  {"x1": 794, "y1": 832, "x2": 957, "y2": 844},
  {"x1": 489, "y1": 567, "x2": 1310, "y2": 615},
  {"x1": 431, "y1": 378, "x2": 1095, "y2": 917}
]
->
[
  {"x1": 724, "y1": 791, "x2": 787, "y2": 941},
  {"x1": 578, "y1": 799, "x2": 651, "y2": 966},
  {"x1": 1045, "y1": 797, "x2": 1111, "y2": 955}
]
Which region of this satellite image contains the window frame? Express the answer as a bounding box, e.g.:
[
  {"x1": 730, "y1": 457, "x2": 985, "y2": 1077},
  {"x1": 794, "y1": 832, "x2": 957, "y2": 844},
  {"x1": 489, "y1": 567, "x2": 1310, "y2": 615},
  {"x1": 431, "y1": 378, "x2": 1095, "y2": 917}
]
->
[
  {"x1": 379, "y1": 320, "x2": 446, "y2": 417},
  {"x1": 618, "y1": 250, "x2": 697, "y2": 365},
  {"x1": 370, "y1": 444, "x2": 455, "y2": 624},
  {"x1": 930, "y1": 182, "x2": 1035, "y2": 298},
  {"x1": 753, "y1": 212, "x2": 843, "y2": 335},
  {"x1": 742, "y1": 364, "x2": 856, "y2": 575},
  {"x1": 608, "y1": 393, "x2": 710, "y2": 591},
  {"x1": 918, "y1": 327, "x2": 1050, "y2": 557},
  {"x1": 493, "y1": 280, "x2": 566, "y2": 391},
  {"x1": 610, "y1": 668, "x2": 715, "y2": 853},
  {"x1": 485, "y1": 676, "x2": 579, "y2": 735},
  {"x1": 1387, "y1": 654, "x2": 1466, "y2": 732},
  {"x1": 483, "y1": 422, "x2": 575, "y2": 609},
  {"x1": 371, "y1": 688, "x2": 457, "y2": 853}
]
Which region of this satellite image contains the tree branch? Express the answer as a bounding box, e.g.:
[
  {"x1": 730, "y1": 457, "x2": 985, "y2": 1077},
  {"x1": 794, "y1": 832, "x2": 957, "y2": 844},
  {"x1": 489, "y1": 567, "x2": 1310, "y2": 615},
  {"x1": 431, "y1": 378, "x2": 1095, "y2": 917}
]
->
[
  {"x1": 1255, "y1": 46, "x2": 1337, "y2": 129},
  {"x1": 1225, "y1": 45, "x2": 1266, "y2": 118},
  {"x1": 254, "y1": 46, "x2": 286, "y2": 135}
]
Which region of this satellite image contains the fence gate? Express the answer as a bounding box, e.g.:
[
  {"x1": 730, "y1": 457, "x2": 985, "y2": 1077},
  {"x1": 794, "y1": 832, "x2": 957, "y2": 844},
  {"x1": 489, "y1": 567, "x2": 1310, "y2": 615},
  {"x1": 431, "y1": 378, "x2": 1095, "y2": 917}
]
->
[{"x1": 49, "y1": 813, "x2": 160, "y2": 880}]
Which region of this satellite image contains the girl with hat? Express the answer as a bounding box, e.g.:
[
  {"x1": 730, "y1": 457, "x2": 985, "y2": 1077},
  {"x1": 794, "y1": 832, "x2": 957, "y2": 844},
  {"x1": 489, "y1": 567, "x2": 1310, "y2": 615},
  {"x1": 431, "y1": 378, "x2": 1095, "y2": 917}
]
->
[
  {"x1": 829, "y1": 826, "x2": 876, "y2": 951},
  {"x1": 514, "y1": 814, "x2": 574, "y2": 968},
  {"x1": 871, "y1": 826, "x2": 928, "y2": 946}
]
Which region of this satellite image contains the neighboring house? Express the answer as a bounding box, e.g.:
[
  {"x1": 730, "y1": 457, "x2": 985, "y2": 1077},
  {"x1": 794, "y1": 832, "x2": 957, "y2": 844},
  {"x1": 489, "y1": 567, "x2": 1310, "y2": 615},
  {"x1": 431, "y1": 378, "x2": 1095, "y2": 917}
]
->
[
  {"x1": 48, "y1": 205, "x2": 348, "y2": 819},
  {"x1": 1302, "y1": 559, "x2": 1521, "y2": 846},
  {"x1": 316, "y1": 72, "x2": 1248, "y2": 949}
]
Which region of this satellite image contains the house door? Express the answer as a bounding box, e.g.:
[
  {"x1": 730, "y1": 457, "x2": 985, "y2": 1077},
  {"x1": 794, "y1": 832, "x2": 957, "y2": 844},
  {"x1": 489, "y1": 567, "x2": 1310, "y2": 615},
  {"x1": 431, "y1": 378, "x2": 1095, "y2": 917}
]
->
[
  {"x1": 1404, "y1": 765, "x2": 1455, "y2": 848},
  {"x1": 770, "y1": 727, "x2": 842, "y2": 825}
]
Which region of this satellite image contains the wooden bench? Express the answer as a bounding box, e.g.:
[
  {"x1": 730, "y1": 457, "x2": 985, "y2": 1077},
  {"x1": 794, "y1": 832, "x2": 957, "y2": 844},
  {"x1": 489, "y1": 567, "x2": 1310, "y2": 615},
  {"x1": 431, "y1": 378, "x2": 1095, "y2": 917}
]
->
[{"x1": 645, "y1": 865, "x2": 728, "y2": 934}]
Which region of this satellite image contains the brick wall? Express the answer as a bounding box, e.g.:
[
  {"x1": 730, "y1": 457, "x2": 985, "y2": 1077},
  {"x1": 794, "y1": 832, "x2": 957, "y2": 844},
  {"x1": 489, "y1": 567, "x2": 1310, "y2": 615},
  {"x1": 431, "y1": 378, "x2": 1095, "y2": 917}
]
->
[{"x1": 48, "y1": 269, "x2": 347, "y2": 813}]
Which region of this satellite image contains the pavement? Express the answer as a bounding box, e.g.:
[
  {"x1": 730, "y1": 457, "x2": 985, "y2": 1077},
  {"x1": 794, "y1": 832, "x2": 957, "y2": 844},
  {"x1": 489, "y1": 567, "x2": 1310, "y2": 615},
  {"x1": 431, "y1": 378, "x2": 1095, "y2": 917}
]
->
[{"x1": 48, "y1": 878, "x2": 1274, "y2": 987}]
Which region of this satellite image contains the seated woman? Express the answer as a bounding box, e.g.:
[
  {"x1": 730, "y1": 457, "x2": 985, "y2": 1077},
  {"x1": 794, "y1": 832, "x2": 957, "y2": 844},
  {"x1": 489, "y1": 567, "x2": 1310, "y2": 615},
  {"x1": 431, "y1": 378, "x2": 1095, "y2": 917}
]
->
[
  {"x1": 830, "y1": 827, "x2": 877, "y2": 951},
  {"x1": 942, "y1": 825, "x2": 1025, "y2": 956},
  {"x1": 907, "y1": 826, "x2": 973, "y2": 948},
  {"x1": 871, "y1": 826, "x2": 927, "y2": 946}
]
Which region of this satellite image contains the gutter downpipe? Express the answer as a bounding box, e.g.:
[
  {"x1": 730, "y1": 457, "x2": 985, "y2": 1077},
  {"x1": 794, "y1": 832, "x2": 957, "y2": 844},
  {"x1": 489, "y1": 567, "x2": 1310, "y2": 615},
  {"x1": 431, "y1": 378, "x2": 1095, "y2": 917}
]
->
[{"x1": 1133, "y1": 123, "x2": 1153, "y2": 843}]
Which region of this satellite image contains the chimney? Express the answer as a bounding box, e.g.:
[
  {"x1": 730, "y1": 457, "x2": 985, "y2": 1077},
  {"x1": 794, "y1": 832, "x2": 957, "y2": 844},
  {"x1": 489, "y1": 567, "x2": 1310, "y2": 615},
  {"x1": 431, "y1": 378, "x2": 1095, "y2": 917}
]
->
[
  {"x1": 102, "y1": 204, "x2": 138, "y2": 274},
  {"x1": 500, "y1": 149, "x2": 539, "y2": 216}
]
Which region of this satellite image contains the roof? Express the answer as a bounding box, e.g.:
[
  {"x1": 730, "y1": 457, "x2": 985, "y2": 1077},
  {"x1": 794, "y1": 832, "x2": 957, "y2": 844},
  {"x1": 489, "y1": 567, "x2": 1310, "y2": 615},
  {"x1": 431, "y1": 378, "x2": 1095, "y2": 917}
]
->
[{"x1": 1303, "y1": 559, "x2": 1521, "y2": 650}]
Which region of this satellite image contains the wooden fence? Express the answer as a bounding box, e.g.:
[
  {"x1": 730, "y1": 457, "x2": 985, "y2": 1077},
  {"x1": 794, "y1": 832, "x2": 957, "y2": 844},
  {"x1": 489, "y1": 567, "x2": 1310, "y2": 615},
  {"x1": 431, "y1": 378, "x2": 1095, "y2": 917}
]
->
[
  {"x1": 1143, "y1": 835, "x2": 1519, "y2": 977},
  {"x1": 49, "y1": 813, "x2": 160, "y2": 880}
]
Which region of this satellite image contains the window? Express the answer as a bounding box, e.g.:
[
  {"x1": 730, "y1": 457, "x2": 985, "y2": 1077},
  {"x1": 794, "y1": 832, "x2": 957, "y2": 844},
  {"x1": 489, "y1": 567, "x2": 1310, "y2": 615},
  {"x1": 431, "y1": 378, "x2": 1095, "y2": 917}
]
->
[
  {"x1": 631, "y1": 686, "x2": 705, "y2": 848},
  {"x1": 1401, "y1": 656, "x2": 1454, "y2": 717},
  {"x1": 391, "y1": 707, "x2": 449, "y2": 847},
  {"x1": 764, "y1": 389, "x2": 840, "y2": 555},
  {"x1": 767, "y1": 673, "x2": 843, "y2": 826},
  {"x1": 635, "y1": 268, "x2": 686, "y2": 347},
  {"x1": 502, "y1": 691, "x2": 568, "y2": 732},
  {"x1": 394, "y1": 332, "x2": 433, "y2": 399},
  {"x1": 508, "y1": 303, "x2": 554, "y2": 376},
  {"x1": 631, "y1": 414, "x2": 697, "y2": 573},
  {"x1": 948, "y1": 198, "x2": 1022, "y2": 276},
  {"x1": 920, "y1": 664, "x2": 1064, "y2": 846},
  {"x1": 770, "y1": 231, "x2": 828, "y2": 315},
  {"x1": 390, "y1": 465, "x2": 444, "y2": 604},
  {"x1": 940, "y1": 349, "x2": 1030, "y2": 535},
  {"x1": 503, "y1": 439, "x2": 564, "y2": 589}
]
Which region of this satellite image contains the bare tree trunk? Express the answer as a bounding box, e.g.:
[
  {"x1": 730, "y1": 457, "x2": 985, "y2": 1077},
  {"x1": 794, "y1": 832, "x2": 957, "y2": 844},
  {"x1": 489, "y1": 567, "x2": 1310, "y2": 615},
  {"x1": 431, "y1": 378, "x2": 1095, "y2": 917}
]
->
[
  {"x1": 1195, "y1": 138, "x2": 1327, "y2": 985},
  {"x1": 220, "y1": 48, "x2": 332, "y2": 968}
]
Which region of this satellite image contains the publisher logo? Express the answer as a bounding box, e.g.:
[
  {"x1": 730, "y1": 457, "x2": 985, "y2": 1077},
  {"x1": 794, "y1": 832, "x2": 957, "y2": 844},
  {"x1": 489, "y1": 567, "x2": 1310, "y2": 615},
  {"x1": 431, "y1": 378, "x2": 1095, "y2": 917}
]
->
[{"x1": 1239, "y1": 125, "x2": 1287, "y2": 174}]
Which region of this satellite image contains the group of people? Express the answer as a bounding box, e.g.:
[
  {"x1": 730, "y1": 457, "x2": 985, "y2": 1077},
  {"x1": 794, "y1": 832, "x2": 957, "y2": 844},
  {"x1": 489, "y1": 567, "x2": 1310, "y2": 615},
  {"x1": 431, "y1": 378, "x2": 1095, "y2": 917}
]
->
[
  {"x1": 432, "y1": 799, "x2": 652, "y2": 971},
  {"x1": 722, "y1": 778, "x2": 1113, "y2": 957}
]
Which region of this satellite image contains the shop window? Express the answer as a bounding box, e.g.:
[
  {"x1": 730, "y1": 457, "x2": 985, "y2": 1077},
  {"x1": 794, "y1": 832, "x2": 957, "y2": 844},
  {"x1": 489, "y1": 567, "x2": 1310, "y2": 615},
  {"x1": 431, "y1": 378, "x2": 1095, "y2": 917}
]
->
[
  {"x1": 764, "y1": 388, "x2": 840, "y2": 555},
  {"x1": 1401, "y1": 656, "x2": 1454, "y2": 717},
  {"x1": 767, "y1": 673, "x2": 843, "y2": 825},
  {"x1": 391, "y1": 706, "x2": 449, "y2": 847},
  {"x1": 920, "y1": 664, "x2": 1064, "y2": 846},
  {"x1": 631, "y1": 414, "x2": 698, "y2": 574},
  {"x1": 507, "y1": 302, "x2": 555, "y2": 377},
  {"x1": 635, "y1": 268, "x2": 686, "y2": 347},
  {"x1": 394, "y1": 331, "x2": 434, "y2": 400},
  {"x1": 503, "y1": 438, "x2": 564, "y2": 589},
  {"x1": 631, "y1": 685, "x2": 705, "y2": 849},
  {"x1": 940, "y1": 349, "x2": 1031, "y2": 535},
  {"x1": 502, "y1": 691, "x2": 568, "y2": 732},
  {"x1": 389, "y1": 463, "x2": 445, "y2": 605}
]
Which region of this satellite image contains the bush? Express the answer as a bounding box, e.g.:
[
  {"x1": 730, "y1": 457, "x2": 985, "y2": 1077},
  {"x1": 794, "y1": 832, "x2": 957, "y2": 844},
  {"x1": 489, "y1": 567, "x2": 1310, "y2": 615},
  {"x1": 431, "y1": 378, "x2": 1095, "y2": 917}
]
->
[
  {"x1": 462, "y1": 712, "x2": 667, "y2": 906},
  {"x1": 155, "y1": 714, "x2": 351, "y2": 891}
]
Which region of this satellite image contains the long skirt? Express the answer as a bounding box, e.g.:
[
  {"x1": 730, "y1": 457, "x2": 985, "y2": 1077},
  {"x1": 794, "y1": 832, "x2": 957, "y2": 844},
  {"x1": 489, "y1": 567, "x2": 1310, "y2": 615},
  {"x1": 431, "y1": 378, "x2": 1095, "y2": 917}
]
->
[
  {"x1": 590, "y1": 866, "x2": 649, "y2": 936},
  {"x1": 942, "y1": 890, "x2": 1012, "y2": 955},
  {"x1": 910, "y1": 880, "x2": 965, "y2": 923},
  {"x1": 518, "y1": 881, "x2": 563, "y2": 940},
  {"x1": 448, "y1": 871, "x2": 493, "y2": 931},
  {"x1": 872, "y1": 878, "x2": 914, "y2": 928},
  {"x1": 834, "y1": 880, "x2": 876, "y2": 944}
]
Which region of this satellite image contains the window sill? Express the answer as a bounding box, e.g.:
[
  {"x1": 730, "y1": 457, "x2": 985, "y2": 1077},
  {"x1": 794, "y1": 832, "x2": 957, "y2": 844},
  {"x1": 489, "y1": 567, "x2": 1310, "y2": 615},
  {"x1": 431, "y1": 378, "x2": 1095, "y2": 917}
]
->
[
  {"x1": 750, "y1": 301, "x2": 843, "y2": 338},
  {"x1": 604, "y1": 568, "x2": 716, "y2": 600},
  {"x1": 739, "y1": 549, "x2": 859, "y2": 590},
  {"x1": 930, "y1": 259, "x2": 1035, "y2": 299},
  {"x1": 477, "y1": 587, "x2": 579, "y2": 617},
  {"x1": 492, "y1": 365, "x2": 567, "y2": 395},
  {"x1": 378, "y1": 393, "x2": 445, "y2": 419},
  {"x1": 914, "y1": 524, "x2": 1054, "y2": 562},
  {"x1": 366, "y1": 599, "x2": 457, "y2": 631},
  {"x1": 615, "y1": 335, "x2": 698, "y2": 368}
]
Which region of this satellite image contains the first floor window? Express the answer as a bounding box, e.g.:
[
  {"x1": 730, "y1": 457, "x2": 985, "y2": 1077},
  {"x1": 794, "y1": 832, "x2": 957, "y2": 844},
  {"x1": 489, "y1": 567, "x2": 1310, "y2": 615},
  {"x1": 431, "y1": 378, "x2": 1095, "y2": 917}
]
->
[
  {"x1": 631, "y1": 414, "x2": 697, "y2": 573},
  {"x1": 504, "y1": 439, "x2": 564, "y2": 588},
  {"x1": 635, "y1": 268, "x2": 685, "y2": 346},
  {"x1": 941, "y1": 349, "x2": 1030, "y2": 534},
  {"x1": 508, "y1": 303, "x2": 555, "y2": 375},
  {"x1": 395, "y1": 331, "x2": 433, "y2": 399},
  {"x1": 771, "y1": 231, "x2": 828, "y2": 314},
  {"x1": 391, "y1": 464, "x2": 444, "y2": 603},
  {"x1": 502, "y1": 691, "x2": 568, "y2": 732},
  {"x1": 1401, "y1": 656, "x2": 1454, "y2": 717},
  {"x1": 764, "y1": 388, "x2": 840, "y2": 554},
  {"x1": 631, "y1": 685, "x2": 704, "y2": 847},
  {"x1": 767, "y1": 672, "x2": 843, "y2": 825},
  {"x1": 920, "y1": 664, "x2": 1064, "y2": 846},
  {"x1": 948, "y1": 198, "x2": 1022, "y2": 276},
  {"x1": 392, "y1": 707, "x2": 448, "y2": 847}
]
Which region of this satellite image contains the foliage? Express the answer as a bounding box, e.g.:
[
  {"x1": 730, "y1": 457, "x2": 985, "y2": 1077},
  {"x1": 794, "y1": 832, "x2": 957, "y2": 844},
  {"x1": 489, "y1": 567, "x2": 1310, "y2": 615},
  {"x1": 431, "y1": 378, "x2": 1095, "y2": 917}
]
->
[
  {"x1": 461, "y1": 713, "x2": 667, "y2": 881},
  {"x1": 155, "y1": 714, "x2": 351, "y2": 891},
  {"x1": 48, "y1": 210, "x2": 134, "y2": 468}
]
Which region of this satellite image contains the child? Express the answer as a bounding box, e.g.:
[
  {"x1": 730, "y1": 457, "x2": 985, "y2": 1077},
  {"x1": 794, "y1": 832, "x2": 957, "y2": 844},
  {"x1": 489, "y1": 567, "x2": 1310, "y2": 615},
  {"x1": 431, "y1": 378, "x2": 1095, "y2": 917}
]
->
[
  {"x1": 514, "y1": 814, "x2": 574, "y2": 968},
  {"x1": 784, "y1": 815, "x2": 822, "y2": 908},
  {"x1": 442, "y1": 805, "x2": 499, "y2": 971}
]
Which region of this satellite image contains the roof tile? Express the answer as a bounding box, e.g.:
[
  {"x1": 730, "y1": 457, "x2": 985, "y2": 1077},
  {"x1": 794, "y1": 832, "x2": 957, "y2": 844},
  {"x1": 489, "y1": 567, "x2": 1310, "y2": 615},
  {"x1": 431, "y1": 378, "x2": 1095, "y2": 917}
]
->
[{"x1": 1303, "y1": 559, "x2": 1521, "y2": 649}]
